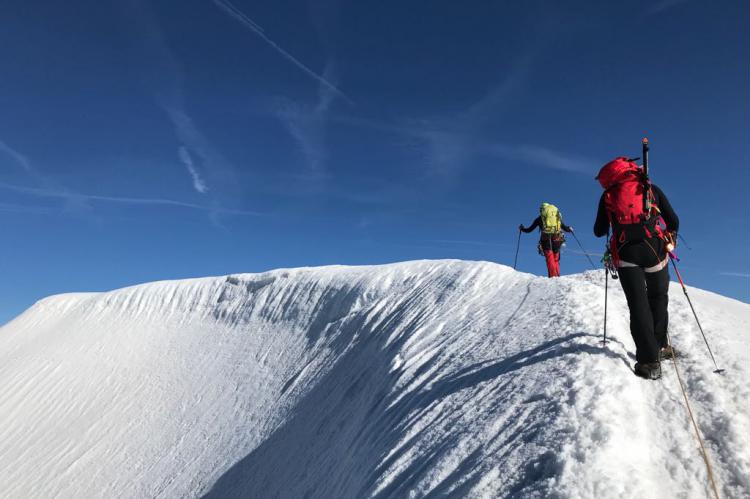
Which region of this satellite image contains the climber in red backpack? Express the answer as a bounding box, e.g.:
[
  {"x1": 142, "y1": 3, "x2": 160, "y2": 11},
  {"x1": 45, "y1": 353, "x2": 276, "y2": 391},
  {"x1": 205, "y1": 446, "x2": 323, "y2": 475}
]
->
[{"x1": 594, "y1": 155, "x2": 679, "y2": 380}]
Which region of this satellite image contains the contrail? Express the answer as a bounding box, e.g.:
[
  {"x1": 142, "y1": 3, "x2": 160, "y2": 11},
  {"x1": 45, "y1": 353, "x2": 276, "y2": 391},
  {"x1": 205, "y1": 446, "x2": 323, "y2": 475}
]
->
[
  {"x1": 211, "y1": 0, "x2": 353, "y2": 105},
  {"x1": 0, "y1": 182, "x2": 264, "y2": 216},
  {"x1": 0, "y1": 202, "x2": 54, "y2": 215},
  {"x1": 212, "y1": 0, "x2": 265, "y2": 33},
  {"x1": 0, "y1": 139, "x2": 85, "y2": 207},
  {"x1": 0, "y1": 141, "x2": 33, "y2": 172},
  {"x1": 719, "y1": 272, "x2": 750, "y2": 278}
]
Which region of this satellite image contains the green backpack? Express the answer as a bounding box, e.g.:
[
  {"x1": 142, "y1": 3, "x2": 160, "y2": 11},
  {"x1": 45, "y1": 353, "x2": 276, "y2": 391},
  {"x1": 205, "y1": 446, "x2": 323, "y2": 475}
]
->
[{"x1": 539, "y1": 203, "x2": 561, "y2": 234}]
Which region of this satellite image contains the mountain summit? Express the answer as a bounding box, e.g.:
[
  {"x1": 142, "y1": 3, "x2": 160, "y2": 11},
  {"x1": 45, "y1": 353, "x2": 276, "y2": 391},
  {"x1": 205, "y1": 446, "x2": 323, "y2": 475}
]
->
[{"x1": 1, "y1": 260, "x2": 748, "y2": 498}]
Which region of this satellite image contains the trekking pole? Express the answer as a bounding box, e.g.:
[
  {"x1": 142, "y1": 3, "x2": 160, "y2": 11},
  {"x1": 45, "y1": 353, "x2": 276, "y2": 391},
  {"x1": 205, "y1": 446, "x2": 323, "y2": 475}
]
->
[
  {"x1": 642, "y1": 138, "x2": 651, "y2": 213},
  {"x1": 601, "y1": 229, "x2": 611, "y2": 346},
  {"x1": 678, "y1": 233, "x2": 693, "y2": 250},
  {"x1": 668, "y1": 255, "x2": 725, "y2": 374},
  {"x1": 513, "y1": 228, "x2": 522, "y2": 270},
  {"x1": 570, "y1": 230, "x2": 597, "y2": 270},
  {"x1": 602, "y1": 262, "x2": 609, "y2": 346}
]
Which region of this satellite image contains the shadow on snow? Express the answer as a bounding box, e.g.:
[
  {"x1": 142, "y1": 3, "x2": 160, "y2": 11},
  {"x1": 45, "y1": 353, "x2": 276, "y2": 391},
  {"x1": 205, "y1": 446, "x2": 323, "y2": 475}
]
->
[{"x1": 202, "y1": 326, "x2": 630, "y2": 498}]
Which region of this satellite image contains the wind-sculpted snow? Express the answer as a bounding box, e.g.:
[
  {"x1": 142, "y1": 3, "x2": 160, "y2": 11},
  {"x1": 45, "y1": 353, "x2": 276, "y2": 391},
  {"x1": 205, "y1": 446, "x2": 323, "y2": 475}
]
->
[{"x1": 1, "y1": 260, "x2": 749, "y2": 498}]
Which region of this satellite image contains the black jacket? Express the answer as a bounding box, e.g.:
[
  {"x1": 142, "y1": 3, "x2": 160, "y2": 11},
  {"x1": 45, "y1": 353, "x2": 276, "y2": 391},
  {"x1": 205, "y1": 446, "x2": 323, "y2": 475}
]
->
[
  {"x1": 594, "y1": 183, "x2": 679, "y2": 238},
  {"x1": 522, "y1": 217, "x2": 572, "y2": 234}
]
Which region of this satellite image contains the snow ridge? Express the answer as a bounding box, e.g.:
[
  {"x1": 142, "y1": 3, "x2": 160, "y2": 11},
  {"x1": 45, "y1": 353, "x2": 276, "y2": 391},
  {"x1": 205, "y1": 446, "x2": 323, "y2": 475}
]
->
[{"x1": 0, "y1": 260, "x2": 749, "y2": 498}]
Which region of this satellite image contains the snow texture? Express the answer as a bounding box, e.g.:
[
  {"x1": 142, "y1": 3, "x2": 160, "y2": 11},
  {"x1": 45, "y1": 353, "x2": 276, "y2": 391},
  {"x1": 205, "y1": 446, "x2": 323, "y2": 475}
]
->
[{"x1": 0, "y1": 260, "x2": 748, "y2": 498}]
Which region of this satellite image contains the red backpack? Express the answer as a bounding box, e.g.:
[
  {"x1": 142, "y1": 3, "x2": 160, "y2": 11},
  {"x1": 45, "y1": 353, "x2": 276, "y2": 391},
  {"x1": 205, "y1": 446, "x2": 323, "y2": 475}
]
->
[{"x1": 597, "y1": 157, "x2": 663, "y2": 252}]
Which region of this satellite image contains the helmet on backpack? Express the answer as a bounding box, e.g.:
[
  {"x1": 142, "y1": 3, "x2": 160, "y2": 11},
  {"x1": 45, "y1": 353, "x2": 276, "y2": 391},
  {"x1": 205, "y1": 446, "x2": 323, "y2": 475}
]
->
[{"x1": 596, "y1": 157, "x2": 639, "y2": 190}]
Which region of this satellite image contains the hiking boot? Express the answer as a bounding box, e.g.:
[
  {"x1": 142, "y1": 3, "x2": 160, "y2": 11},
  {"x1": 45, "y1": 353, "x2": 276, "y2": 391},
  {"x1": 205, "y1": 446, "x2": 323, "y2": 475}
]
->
[
  {"x1": 659, "y1": 345, "x2": 677, "y2": 360},
  {"x1": 634, "y1": 362, "x2": 661, "y2": 380}
]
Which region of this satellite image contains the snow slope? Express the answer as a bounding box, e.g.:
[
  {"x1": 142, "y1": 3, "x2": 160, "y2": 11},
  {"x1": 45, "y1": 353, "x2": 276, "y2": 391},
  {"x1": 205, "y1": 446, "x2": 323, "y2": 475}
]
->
[{"x1": 1, "y1": 260, "x2": 749, "y2": 498}]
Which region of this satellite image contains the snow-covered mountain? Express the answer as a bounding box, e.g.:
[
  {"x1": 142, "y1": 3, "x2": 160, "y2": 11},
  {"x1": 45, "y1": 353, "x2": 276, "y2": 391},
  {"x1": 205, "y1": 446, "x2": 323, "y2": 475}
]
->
[{"x1": 1, "y1": 260, "x2": 748, "y2": 498}]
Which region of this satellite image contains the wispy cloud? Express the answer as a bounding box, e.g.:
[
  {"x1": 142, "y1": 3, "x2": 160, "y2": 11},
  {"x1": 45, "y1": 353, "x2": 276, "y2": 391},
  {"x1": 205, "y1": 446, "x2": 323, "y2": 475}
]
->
[
  {"x1": 719, "y1": 272, "x2": 750, "y2": 279},
  {"x1": 0, "y1": 141, "x2": 33, "y2": 173},
  {"x1": 121, "y1": 0, "x2": 245, "y2": 213},
  {"x1": 0, "y1": 182, "x2": 263, "y2": 216},
  {"x1": 0, "y1": 136, "x2": 252, "y2": 220},
  {"x1": 274, "y1": 61, "x2": 338, "y2": 173},
  {"x1": 648, "y1": 0, "x2": 691, "y2": 15},
  {"x1": 0, "y1": 139, "x2": 88, "y2": 212},
  {"x1": 327, "y1": 113, "x2": 597, "y2": 176},
  {"x1": 462, "y1": 52, "x2": 537, "y2": 127},
  {"x1": 308, "y1": 0, "x2": 340, "y2": 52},
  {"x1": 486, "y1": 143, "x2": 595, "y2": 173},
  {"x1": 178, "y1": 146, "x2": 208, "y2": 194},
  {"x1": 388, "y1": 46, "x2": 598, "y2": 176},
  {"x1": 211, "y1": 0, "x2": 353, "y2": 105},
  {"x1": 427, "y1": 239, "x2": 512, "y2": 248},
  {"x1": 0, "y1": 201, "x2": 55, "y2": 215},
  {"x1": 418, "y1": 51, "x2": 536, "y2": 174},
  {"x1": 161, "y1": 103, "x2": 239, "y2": 200}
]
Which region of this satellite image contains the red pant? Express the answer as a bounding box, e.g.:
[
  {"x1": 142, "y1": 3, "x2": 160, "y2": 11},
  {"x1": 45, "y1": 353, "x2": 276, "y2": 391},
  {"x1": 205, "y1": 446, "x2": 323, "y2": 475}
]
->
[{"x1": 544, "y1": 249, "x2": 560, "y2": 277}]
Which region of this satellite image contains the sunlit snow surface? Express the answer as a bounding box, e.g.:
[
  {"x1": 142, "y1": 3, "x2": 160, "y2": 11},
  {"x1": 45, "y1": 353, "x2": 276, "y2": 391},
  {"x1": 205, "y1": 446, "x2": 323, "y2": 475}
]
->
[{"x1": 1, "y1": 260, "x2": 748, "y2": 498}]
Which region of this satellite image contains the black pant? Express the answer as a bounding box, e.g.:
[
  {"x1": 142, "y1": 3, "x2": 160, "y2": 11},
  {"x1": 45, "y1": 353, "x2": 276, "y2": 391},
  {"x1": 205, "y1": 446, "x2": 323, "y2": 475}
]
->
[
  {"x1": 538, "y1": 233, "x2": 564, "y2": 253},
  {"x1": 618, "y1": 264, "x2": 670, "y2": 363}
]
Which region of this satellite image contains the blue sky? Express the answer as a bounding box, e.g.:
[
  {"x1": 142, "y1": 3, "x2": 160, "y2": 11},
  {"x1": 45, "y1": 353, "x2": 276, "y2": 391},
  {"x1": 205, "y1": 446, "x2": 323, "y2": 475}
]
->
[{"x1": 1, "y1": 0, "x2": 748, "y2": 323}]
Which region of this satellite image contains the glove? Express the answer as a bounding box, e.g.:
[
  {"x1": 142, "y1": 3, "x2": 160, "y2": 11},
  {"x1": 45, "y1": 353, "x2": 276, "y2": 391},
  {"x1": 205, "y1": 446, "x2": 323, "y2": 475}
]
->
[
  {"x1": 666, "y1": 231, "x2": 677, "y2": 252},
  {"x1": 566, "y1": 226, "x2": 574, "y2": 233},
  {"x1": 519, "y1": 224, "x2": 524, "y2": 231}
]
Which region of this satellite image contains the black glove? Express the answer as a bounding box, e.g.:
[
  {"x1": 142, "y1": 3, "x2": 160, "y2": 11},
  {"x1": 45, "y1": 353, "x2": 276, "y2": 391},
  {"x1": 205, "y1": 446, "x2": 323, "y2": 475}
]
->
[{"x1": 519, "y1": 224, "x2": 524, "y2": 231}]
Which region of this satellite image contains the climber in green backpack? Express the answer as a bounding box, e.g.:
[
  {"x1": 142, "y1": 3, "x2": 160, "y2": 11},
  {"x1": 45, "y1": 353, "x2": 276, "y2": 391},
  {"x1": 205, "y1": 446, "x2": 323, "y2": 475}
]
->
[{"x1": 519, "y1": 203, "x2": 574, "y2": 277}]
